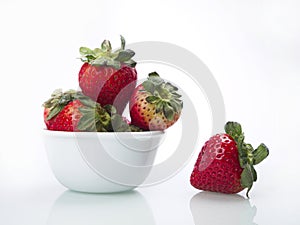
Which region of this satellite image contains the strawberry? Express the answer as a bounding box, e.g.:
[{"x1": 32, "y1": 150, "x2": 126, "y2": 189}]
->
[
  {"x1": 190, "y1": 122, "x2": 269, "y2": 197},
  {"x1": 43, "y1": 89, "x2": 140, "y2": 132},
  {"x1": 78, "y1": 36, "x2": 137, "y2": 114},
  {"x1": 129, "y1": 72, "x2": 183, "y2": 131}
]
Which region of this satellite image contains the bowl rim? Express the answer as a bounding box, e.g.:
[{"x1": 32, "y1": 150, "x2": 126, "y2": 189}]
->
[{"x1": 42, "y1": 129, "x2": 165, "y2": 137}]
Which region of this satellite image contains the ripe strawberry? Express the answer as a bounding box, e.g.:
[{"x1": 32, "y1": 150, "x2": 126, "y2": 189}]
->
[
  {"x1": 44, "y1": 99, "x2": 84, "y2": 131},
  {"x1": 129, "y1": 72, "x2": 183, "y2": 131},
  {"x1": 43, "y1": 89, "x2": 139, "y2": 132},
  {"x1": 190, "y1": 122, "x2": 269, "y2": 197},
  {"x1": 78, "y1": 36, "x2": 137, "y2": 114}
]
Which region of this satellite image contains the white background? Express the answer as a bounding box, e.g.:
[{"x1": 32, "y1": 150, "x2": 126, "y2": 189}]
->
[{"x1": 1, "y1": 0, "x2": 300, "y2": 224}]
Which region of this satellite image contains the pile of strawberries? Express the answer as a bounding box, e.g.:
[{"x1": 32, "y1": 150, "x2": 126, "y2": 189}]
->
[
  {"x1": 43, "y1": 36, "x2": 269, "y2": 197},
  {"x1": 43, "y1": 36, "x2": 182, "y2": 132}
]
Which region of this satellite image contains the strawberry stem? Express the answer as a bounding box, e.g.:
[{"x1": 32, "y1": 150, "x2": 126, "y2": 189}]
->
[
  {"x1": 225, "y1": 121, "x2": 269, "y2": 198},
  {"x1": 79, "y1": 36, "x2": 136, "y2": 69},
  {"x1": 141, "y1": 72, "x2": 183, "y2": 121}
]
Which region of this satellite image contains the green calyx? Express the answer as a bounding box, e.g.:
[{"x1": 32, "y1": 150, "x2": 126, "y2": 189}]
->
[
  {"x1": 43, "y1": 89, "x2": 88, "y2": 121},
  {"x1": 141, "y1": 72, "x2": 183, "y2": 121},
  {"x1": 79, "y1": 35, "x2": 136, "y2": 69},
  {"x1": 225, "y1": 121, "x2": 269, "y2": 198},
  {"x1": 43, "y1": 89, "x2": 141, "y2": 132}
]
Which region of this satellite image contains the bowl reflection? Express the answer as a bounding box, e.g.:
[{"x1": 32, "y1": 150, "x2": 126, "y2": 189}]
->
[{"x1": 47, "y1": 190, "x2": 156, "y2": 225}]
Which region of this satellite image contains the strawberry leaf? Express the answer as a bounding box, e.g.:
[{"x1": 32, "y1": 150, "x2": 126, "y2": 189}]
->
[
  {"x1": 148, "y1": 74, "x2": 164, "y2": 86},
  {"x1": 79, "y1": 36, "x2": 136, "y2": 68},
  {"x1": 103, "y1": 105, "x2": 117, "y2": 115},
  {"x1": 91, "y1": 57, "x2": 107, "y2": 66},
  {"x1": 115, "y1": 49, "x2": 135, "y2": 62},
  {"x1": 253, "y1": 143, "x2": 269, "y2": 165},
  {"x1": 123, "y1": 59, "x2": 137, "y2": 67},
  {"x1": 80, "y1": 55, "x2": 96, "y2": 63},
  {"x1": 169, "y1": 99, "x2": 182, "y2": 113},
  {"x1": 47, "y1": 104, "x2": 64, "y2": 120},
  {"x1": 77, "y1": 112, "x2": 97, "y2": 131},
  {"x1": 155, "y1": 101, "x2": 164, "y2": 113},
  {"x1": 120, "y1": 35, "x2": 125, "y2": 50},
  {"x1": 148, "y1": 71, "x2": 160, "y2": 77},
  {"x1": 58, "y1": 93, "x2": 72, "y2": 104},
  {"x1": 225, "y1": 121, "x2": 243, "y2": 142},
  {"x1": 165, "y1": 82, "x2": 178, "y2": 92},
  {"x1": 101, "y1": 40, "x2": 112, "y2": 52},
  {"x1": 79, "y1": 47, "x2": 94, "y2": 56},
  {"x1": 163, "y1": 103, "x2": 175, "y2": 121},
  {"x1": 78, "y1": 103, "x2": 112, "y2": 132},
  {"x1": 142, "y1": 81, "x2": 155, "y2": 93},
  {"x1": 241, "y1": 164, "x2": 256, "y2": 198},
  {"x1": 171, "y1": 92, "x2": 182, "y2": 99},
  {"x1": 107, "y1": 59, "x2": 121, "y2": 69},
  {"x1": 157, "y1": 85, "x2": 169, "y2": 99},
  {"x1": 110, "y1": 114, "x2": 131, "y2": 132},
  {"x1": 77, "y1": 98, "x2": 96, "y2": 108},
  {"x1": 146, "y1": 96, "x2": 160, "y2": 104},
  {"x1": 93, "y1": 48, "x2": 103, "y2": 56}
]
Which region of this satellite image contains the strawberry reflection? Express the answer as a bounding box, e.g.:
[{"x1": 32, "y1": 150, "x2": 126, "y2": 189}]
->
[{"x1": 190, "y1": 192, "x2": 257, "y2": 225}]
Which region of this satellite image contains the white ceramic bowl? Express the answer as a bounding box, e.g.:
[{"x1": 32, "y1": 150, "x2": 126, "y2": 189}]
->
[{"x1": 43, "y1": 130, "x2": 165, "y2": 193}]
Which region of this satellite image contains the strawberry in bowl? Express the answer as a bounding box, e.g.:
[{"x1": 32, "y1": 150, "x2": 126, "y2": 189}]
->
[
  {"x1": 129, "y1": 72, "x2": 183, "y2": 131},
  {"x1": 43, "y1": 89, "x2": 139, "y2": 132},
  {"x1": 78, "y1": 36, "x2": 137, "y2": 114}
]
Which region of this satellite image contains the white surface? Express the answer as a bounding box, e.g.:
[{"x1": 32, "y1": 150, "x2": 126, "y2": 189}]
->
[{"x1": 1, "y1": 0, "x2": 300, "y2": 224}]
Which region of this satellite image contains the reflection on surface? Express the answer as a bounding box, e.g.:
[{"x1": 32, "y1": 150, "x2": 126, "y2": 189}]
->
[
  {"x1": 190, "y1": 192, "x2": 257, "y2": 225},
  {"x1": 47, "y1": 190, "x2": 155, "y2": 225}
]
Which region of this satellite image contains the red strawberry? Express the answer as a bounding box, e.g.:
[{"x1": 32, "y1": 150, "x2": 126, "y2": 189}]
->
[
  {"x1": 78, "y1": 36, "x2": 137, "y2": 114},
  {"x1": 43, "y1": 89, "x2": 138, "y2": 132},
  {"x1": 44, "y1": 99, "x2": 84, "y2": 131},
  {"x1": 129, "y1": 72, "x2": 183, "y2": 131},
  {"x1": 190, "y1": 122, "x2": 269, "y2": 197}
]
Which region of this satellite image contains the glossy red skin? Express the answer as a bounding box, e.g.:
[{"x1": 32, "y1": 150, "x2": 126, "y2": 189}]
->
[
  {"x1": 44, "y1": 100, "x2": 83, "y2": 131},
  {"x1": 190, "y1": 134, "x2": 244, "y2": 194},
  {"x1": 129, "y1": 85, "x2": 180, "y2": 131},
  {"x1": 79, "y1": 63, "x2": 137, "y2": 114}
]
